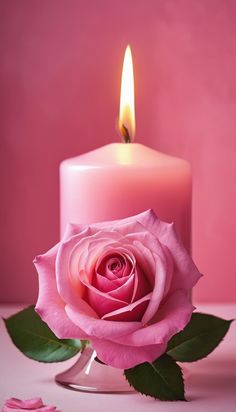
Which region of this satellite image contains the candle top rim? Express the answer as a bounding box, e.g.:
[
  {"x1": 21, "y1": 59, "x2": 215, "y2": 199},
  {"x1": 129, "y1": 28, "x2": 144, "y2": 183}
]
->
[{"x1": 61, "y1": 143, "x2": 190, "y2": 170}]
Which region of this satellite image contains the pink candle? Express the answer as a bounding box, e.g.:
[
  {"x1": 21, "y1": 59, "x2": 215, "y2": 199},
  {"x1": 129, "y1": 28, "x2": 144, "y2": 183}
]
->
[
  {"x1": 60, "y1": 143, "x2": 191, "y2": 250},
  {"x1": 60, "y1": 45, "x2": 191, "y2": 251}
]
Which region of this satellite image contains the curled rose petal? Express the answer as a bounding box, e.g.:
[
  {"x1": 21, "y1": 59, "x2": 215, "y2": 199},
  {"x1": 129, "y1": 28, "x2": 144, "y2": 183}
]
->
[
  {"x1": 90, "y1": 337, "x2": 167, "y2": 369},
  {"x1": 102, "y1": 293, "x2": 152, "y2": 322},
  {"x1": 2, "y1": 398, "x2": 56, "y2": 412},
  {"x1": 111, "y1": 290, "x2": 194, "y2": 346},
  {"x1": 135, "y1": 209, "x2": 202, "y2": 290},
  {"x1": 85, "y1": 274, "x2": 136, "y2": 317},
  {"x1": 5, "y1": 397, "x2": 43, "y2": 409},
  {"x1": 65, "y1": 303, "x2": 141, "y2": 338},
  {"x1": 34, "y1": 249, "x2": 88, "y2": 340},
  {"x1": 86, "y1": 271, "x2": 135, "y2": 303},
  {"x1": 93, "y1": 272, "x2": 129, "y2": 292},
  {"x1": 96, "y1": 251, "x2": 133, "y2": 279}
]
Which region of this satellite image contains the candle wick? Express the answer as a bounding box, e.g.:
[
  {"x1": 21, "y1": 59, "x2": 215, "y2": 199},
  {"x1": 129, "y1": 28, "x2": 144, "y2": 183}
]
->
[{"x1": 121, "y1": 124, "x2": 131, "y2": 144}]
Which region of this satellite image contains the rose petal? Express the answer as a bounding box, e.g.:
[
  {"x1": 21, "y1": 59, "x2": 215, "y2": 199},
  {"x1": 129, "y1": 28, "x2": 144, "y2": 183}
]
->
[
  {"x1": 62, "y1": 222, "x2": 87, "y2": 240},
  {"x1": 3, "y1": 397, "x2": 57, "y2": 412},
  {"x1": 136, "y1": 209, "x2": 202, "y2": 290},
  {"x1": 141, "y1": 248, "x2": 173, "y2": 325},
  {"x1": 89, "y1": 272, "x2": 135, "y2": 302},
  {"x1": 94, "y1": 272, "x2": 131, "y2": 292},
  {"x1": 125, "y1": 237, "x2": 173, "y2": 325},
  {"x1": 86, "y1": 291, "x2": 126, "y2": 317},
  {"x1": 86, "y1": 279, "x2": 135, "y2": 317},
  {"x1": 5, "y1": 397, "x2": 43, "y2": 409},
  {"x1": 93, "y1": 273, "x2": 120, "y2": 292},
  {"x1": 2, "y1": 406, "x2": 56, "y2": 412},
  {"x1": 112, "y1": 290, "x2": 194, "y2": 346},
  {"x1": 79, "y1": 233, "x2": 124, "y2": 277},
  {"x1": 65, "y1": 304, "x2": 141, "y2": 339},
  {"x1": 91, "y1": 337, "x2": 166, "y2": 369},
  {"x1": 56, "y1": 227, "x2": 92, "y2": 305},
  {"x1": 130, "y1": 263, "x2": 152, "y2": 302},
  {"x1": 102, "y1": 293, "x2": 152, "y2": 322},
  {"x1": 34, "y1": 248, "x2": 88, "y2": 339},
  {"x1": 88, "y1": 210, "x2": 152, "y2": 232},
  {"x1": 124, "y1": 242, "x2": 156, "y2": 288}
]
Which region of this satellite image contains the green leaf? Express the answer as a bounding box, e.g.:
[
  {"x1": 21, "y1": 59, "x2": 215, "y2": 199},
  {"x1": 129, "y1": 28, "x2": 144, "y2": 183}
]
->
[
  {"x1": 4, "y1": 306, "x2": 84, "y2": 363},
  {"x1": 167, "y1": 312, "x2": 233, "y2": 362},
  {"x1": 124, "y1": 354, "x2": 185, "y2": 401}
]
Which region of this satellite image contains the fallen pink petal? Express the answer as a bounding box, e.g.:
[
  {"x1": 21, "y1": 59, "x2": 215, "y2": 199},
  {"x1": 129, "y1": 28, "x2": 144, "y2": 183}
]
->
[
  {"x1": 2, "y1": 398, "x2": 56, "y2": 412},
  {"x1": 5, "y1": 398, "x2": 43, "y2": 409}
]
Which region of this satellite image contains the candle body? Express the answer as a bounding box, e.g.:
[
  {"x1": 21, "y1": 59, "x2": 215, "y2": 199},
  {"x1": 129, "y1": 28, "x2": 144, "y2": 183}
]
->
[{"x1": 60, "y1": 143, "x2": 191, "y2": 251}]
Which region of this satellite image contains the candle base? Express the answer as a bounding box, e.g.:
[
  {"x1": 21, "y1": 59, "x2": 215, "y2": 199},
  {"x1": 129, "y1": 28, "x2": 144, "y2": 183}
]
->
[{"x1": 55, "y1": 347, "x2": 134, "y2": 393}]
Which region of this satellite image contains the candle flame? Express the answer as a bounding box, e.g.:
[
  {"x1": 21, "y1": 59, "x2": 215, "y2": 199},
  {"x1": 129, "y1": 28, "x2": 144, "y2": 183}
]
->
[{"x1": 119, "y1": 45, "x2": 135, "y2": 142}]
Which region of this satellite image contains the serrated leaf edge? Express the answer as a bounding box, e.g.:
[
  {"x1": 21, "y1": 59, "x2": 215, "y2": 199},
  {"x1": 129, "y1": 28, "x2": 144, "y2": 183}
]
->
[
  {"x1": 124, "y1": 356, "x2": 186, "y2": 401},
  {"x1": 167, "y1": 318, "x2": 234, "y2": 362}
]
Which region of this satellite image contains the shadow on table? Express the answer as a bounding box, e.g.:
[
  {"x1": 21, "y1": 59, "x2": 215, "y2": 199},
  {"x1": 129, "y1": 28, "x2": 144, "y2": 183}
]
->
[{"x1": 187, "y1": 358, "x2": 236, "y2": 401}]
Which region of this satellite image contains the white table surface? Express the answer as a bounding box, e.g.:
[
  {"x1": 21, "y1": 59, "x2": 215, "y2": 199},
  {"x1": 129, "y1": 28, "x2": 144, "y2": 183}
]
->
[{"x1": 0, "y1": 304, "x2": 235, "y2": 412}]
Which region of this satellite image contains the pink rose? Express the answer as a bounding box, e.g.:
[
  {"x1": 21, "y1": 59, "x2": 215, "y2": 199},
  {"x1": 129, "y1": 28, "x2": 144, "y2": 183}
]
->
[{"x1": 34, "y1": 210, "x2": 201, "y2": 369}]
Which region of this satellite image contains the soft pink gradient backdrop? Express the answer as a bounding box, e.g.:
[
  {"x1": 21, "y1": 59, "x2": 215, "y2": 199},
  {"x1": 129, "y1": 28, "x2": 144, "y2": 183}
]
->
[{"x1": 1, "y1": 0, "x2": 236, "y2": 303}]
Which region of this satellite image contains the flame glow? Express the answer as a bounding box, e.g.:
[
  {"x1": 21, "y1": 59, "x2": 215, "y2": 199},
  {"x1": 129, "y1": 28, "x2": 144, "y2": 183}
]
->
[{"x1": 119, "y1": 45, "x2": 135, "y2": 142}]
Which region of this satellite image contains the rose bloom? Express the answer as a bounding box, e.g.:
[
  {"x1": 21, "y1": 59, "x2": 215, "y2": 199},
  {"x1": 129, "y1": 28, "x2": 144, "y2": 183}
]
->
[{"x1": 34, "y1": 210, "x2": 201, "y2": 369}]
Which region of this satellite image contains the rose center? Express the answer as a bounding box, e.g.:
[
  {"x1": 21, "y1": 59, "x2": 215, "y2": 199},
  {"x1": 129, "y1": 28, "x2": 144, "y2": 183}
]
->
[
  {"x1": 96, "y1": 252, "x2": 133, "y2": 281},
  {"x1": 107, "y1": 257, "x2": 124, "y2": 274}
]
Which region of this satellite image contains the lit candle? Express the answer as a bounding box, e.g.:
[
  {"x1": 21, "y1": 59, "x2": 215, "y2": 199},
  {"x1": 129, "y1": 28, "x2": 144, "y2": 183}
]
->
[{"x1": 60, "y1": 45, "x2": 191, "y2": 251}]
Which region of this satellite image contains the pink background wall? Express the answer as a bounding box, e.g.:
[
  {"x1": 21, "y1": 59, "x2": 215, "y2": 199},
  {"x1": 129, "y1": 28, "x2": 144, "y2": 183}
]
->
[{"x1": 1, "y1": 0, "x2": 236, "y2": 303}]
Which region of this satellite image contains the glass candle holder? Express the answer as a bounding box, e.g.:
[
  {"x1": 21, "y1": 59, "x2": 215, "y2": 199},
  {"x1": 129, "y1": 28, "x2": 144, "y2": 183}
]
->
[{"x1": 55, "y1": 346, "x2": 134, "y2": 393}]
